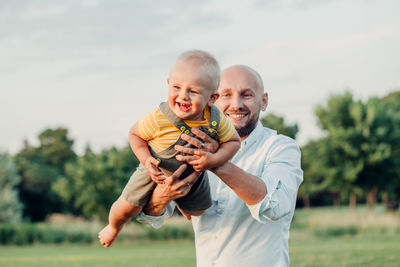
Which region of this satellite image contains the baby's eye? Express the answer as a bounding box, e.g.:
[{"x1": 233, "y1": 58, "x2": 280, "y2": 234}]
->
[
  {"x1": 221, "y1": 93, "x2": 231, "y2": 98},
  {"x1": 190, "y1": 90, "x2": 199, "y2": 94},
  {"x1": 174, "y1": 85, "x2": 180, "y2": 89}
]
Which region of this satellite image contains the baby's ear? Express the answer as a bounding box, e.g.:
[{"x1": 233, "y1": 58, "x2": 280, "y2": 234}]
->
[
  {"x1": 167, "y1": 78, "x2": 170, "y2": 85},
  {"x1": 208, "y1": 93, "x2": 219, "y2": 106}
]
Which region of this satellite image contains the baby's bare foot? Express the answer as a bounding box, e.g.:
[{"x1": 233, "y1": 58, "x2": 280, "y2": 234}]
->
[{"x1": 98, "y1": 224, "x2": 120, "y2": 247}]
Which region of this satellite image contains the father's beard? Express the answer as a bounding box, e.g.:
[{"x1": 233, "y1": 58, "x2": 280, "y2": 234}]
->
[
  {"x1": 236, "y1": 115, "x2": 259, "y2": 138},
  {"x1": 232, "y1": 107, "x2": 260, "y2": 138}
]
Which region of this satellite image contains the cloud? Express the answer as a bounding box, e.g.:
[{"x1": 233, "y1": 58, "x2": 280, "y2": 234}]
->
[
  {"x1": 254, "y1": 0, "x2": 338, "y2": 10},
  {"x1": 1, "y1": 0, "x2": 399, "y2": 153},
  {"x1": 310, "y1": 23, "x2": 399, "y2": 51}
]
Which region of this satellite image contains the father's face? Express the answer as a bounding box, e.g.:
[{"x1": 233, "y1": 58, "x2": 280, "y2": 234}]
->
[{"x1": 215, "y1": 66, "x2": 268, "y2": 139}]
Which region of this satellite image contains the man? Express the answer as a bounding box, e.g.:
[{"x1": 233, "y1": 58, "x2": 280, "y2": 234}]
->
[{"x1": 138, "y1": 65, "x2": 303, "y2": 267}]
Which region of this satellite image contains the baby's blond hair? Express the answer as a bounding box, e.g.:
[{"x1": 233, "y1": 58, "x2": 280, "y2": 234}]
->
[{"x1": 172, "y1": 50, "x2": 221, "y2": 91}]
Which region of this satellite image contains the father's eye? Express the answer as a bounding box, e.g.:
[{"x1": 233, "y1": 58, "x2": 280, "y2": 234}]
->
[
  {"x1": 174, "y1": 86, "x2": 180, "y2": 89},
  {"x1": 221, "y1": 93, "x2": 231, "y2": 98}
]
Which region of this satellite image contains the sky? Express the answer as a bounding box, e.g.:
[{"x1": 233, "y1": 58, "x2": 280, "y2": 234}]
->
[{"x1": 1, "y1": 0, "x2": 399, "y2": 154}]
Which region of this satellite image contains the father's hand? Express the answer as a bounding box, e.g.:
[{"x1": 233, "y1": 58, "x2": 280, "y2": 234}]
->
[
  {"x1": 174, "y1": 128, "x2": 220, "y2": 171},
  {"x1": 175, "y1": 128, "x2": 219, "y2": 161},
  {"x1": 143, "y1": 164, "x2": 201, "y2": 216}
]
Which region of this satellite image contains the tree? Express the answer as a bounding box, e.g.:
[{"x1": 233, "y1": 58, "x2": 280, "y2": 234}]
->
[
  {"x1": 381, "y1": 91, "x2": 400, "y2": 209},
  {"x1": 15, "y1": 128, "x2": 77, "y2": 221},
  {"x1": 0, "y1": 153, "x2": 23, "y2": 223},
  {"x1": 313, "y1": 92, "x2": 400, "y2": 209},
  {"x1": 300, "y1": 139, "x2": 332, "y2": 207},
  {"x1": 53, "y1": 146, "x2": 139, "y2": 221},
  {"x1": 37, "y1": 128, "x2": 77, "y2": 171},
  {"x1": 382, "y1": 91, "x2": 400, "y2": 110},
  {"x1": 261, "y1": 113, "x2": 299, "y2": 139}
]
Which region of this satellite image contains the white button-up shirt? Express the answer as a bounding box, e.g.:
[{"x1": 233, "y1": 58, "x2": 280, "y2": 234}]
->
[{"x1": 138, "y1": 122, "x2": 303, "y2": 267}]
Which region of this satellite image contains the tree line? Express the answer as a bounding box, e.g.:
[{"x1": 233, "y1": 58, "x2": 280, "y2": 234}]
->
[{"x1": 1, "y1": 91, "x2": 399, "y2": 223}]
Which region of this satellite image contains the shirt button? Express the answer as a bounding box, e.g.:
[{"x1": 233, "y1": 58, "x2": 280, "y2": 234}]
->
[{"x1": 217, "y1": 209, "x2": 222, "y2": 215}]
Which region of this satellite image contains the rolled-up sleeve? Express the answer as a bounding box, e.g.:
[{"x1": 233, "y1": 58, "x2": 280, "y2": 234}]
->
[
  {"x1": 247, "y1": 138, "x2": 303, "y2": 222},
  {"x1": 136, "y1": 202, "x2": 176, "y2": 229}
]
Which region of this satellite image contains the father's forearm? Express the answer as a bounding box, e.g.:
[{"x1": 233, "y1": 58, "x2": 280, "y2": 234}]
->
[
  {"x1": 142, "y1": 188, "x2": 171, "y2": 216},
  {"x1": 209, "y1": 138, "x2": 240, "y2": 168},
  {"x1": 212, "y1": 161, "x2": 267, "y2": 205}
]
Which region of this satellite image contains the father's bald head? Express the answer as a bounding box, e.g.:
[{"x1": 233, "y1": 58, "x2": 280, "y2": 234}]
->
[
  {"x1": 216, "y1": 65, "x2": 268, "y2": 139},
  {"x1": 220, "y1": 65, "x2": 264, "y2": 96}
]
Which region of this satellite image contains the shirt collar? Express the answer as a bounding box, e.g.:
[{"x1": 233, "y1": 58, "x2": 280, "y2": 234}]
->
[{"x1": 241, "y1": 121, "x2": 264, "y2": 148}]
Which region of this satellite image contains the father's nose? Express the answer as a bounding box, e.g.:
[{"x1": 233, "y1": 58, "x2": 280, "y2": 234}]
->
[{"x1": 230, "y1": 94, "x2": 243, "y2": 110}]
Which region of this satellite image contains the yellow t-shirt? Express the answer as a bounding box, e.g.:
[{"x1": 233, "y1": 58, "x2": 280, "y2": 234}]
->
[{"x1": 138, "y1": 106, "x2": 236, "y2": 153}]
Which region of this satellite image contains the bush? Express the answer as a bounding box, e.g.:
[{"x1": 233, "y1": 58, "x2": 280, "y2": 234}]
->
[
  {"x1": 0, "y1": 221, "x2": 193, "y2": 246},
  {"x1": 313, "y1": 225, "x2": 358, "y2": 238},
  {"x1": 145, "y1": 225, "x2": 193, "y2": 240},
  {"x1": 38, "y1": 228, "x2": 66, "y2": 244},
  {"x1": 65, "y1": 231, "x2": 94, "y2": 244},
  {"x1": 0, "y1": 223, "x2": 96, "y2": 245},
  {"x1": 12, "y1": 224, "x2": 39, "y2": 245},
  {"x1": 0, "y1": 224, "x2": 16, "y2": 245},
  {"x1": 0, "y1": 224, "x2": 43, "y2": 245}
]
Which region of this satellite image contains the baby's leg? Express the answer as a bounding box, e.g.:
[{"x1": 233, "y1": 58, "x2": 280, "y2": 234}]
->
[
  {"x1": 177, "y1": 205, "x2": 204, "y2": 220},
  {"x1": 98, "y1": 196, "x2": 142, "y2": 247},
  {"x1": 175, "y1": 172, "x2": 212, "y2": 219},
  {"x1": 183, "y1": 210, "x2": 204, "y2": 216},
  {"x1": 99, "y1": 165, "x2": 154, "y2": 247}
]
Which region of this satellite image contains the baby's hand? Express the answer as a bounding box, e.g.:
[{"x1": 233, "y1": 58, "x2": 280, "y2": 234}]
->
[
  {"x1": 145, "y1": 157, "x2": 166, "y2": 184},
  {"x1": 183, "y1": 151, "x2": 217, "y2": 172}
]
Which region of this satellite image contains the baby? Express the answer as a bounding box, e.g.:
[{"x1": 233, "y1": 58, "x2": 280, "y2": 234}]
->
[{"x1": 98, "y1": 50, "x2": 240, "y2": 247}]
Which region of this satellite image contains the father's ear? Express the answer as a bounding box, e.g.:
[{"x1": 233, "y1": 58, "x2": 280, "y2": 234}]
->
[
  {"x1": 167, "y1": 78, "x2": 170, "y2": 85},
  {"x1": 208, "y1": 93, "x2": 219, "y2": 106},
  {"x1": 261, "y1": 93, "x2": 268, "y2": 111}
]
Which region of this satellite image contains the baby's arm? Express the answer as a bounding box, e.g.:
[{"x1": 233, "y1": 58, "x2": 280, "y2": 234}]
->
[
  {"x1": 186, "y1": 130, "x2": 240, "y2": 172},
  {"x1": 129, "y1": 123, "x2": 166, "y2": 184}
]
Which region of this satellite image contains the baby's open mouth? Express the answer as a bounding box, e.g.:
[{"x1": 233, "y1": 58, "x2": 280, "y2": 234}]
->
[{"x1": 178, "y1": 103, "x2": 192, "y2": 112}]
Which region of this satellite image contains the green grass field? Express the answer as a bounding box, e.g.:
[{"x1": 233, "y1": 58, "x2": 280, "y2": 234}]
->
[
  {"x1": 290, "y1": 233, "x2": 400, "y2": 266},
  {"x1": 0, "y1": 241, "x2": 196, "y2": 267},
  {"x1": 1, "y1": 206, "x2": 399, "y2": 267},
  {"x1": 1, "y1": 235, "x2": 399, "y2": 267}
]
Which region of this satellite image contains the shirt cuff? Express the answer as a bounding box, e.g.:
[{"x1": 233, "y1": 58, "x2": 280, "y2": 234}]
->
[
  {"x1": 247, "y1": 180, "x2": 289, "y2": 222},
  {"x1": 136, "y1": 212, "x2": 165, "y2": 229},
  {"x1": 135, "y1": 202, "x2": 176, "y2": 229}
]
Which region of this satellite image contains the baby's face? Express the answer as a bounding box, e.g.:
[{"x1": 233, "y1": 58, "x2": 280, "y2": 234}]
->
[{"x1": 167, "y1": 61, "x2": 217, "y2": 121}]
